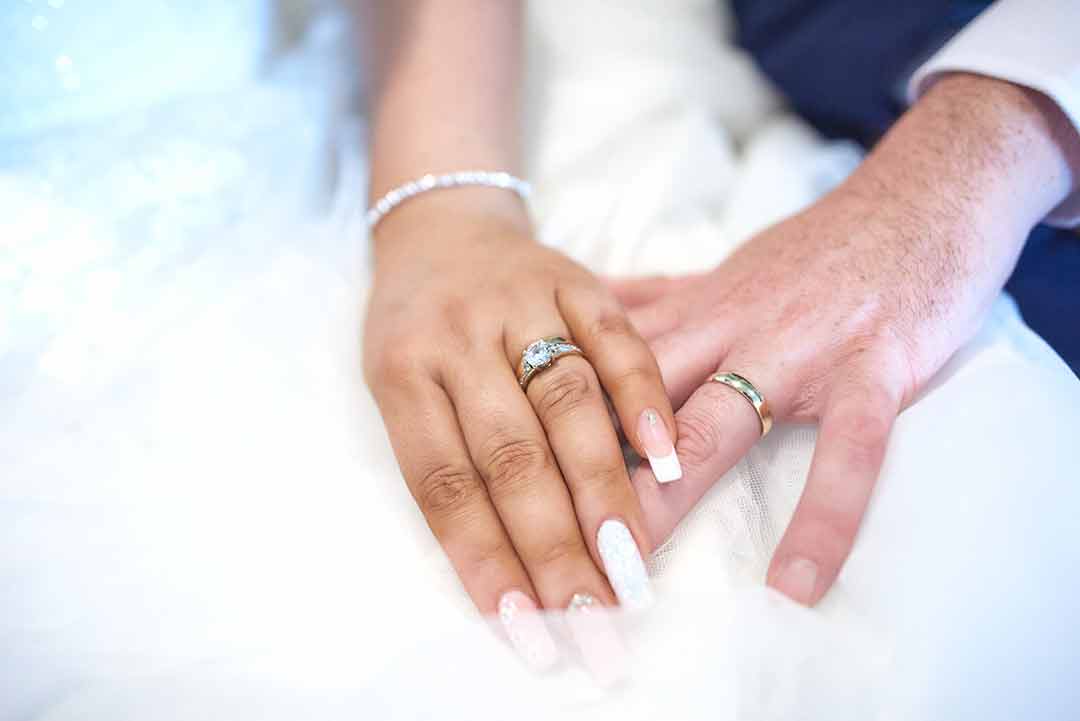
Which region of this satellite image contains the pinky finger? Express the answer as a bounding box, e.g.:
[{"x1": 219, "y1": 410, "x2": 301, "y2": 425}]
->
[{"x1": 766, "y1": 380, "x2": 900, "y2": 606}]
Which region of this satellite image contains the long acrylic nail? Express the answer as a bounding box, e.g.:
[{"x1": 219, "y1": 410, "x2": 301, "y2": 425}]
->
[
  {"x1": 566, "y1": 593, "x2": 628, "y2": 687},
  {"x1": 772, "y1": 557, "x2": 819, "y2": 606},
  {"x1": 498, "y1": 590, "x2": 560, "y2": 671},
  {"x1": 597, "y1": 519, "x2": 654, "y2": 612},
  {"x1": 637, "y1": 409, "x2": 681, "y2": 483}
]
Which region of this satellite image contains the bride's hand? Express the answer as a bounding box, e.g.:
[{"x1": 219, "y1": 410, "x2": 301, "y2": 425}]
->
[{"x1": 364, "y1": 189, "x2": 676, "y2": 636}]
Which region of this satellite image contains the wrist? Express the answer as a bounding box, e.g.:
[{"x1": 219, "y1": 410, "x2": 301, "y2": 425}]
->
[
  {"x1": 842, "y1": 73, "x2": 1080, "y2": 239},
  {"x1": 371, "y1": 184, "x2": 533, "y2": 271}
]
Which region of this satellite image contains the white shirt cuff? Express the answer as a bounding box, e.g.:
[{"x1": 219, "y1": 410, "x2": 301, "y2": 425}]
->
[{"x1": 907, "y1": 0, "x2": 1080, "y2": 228}]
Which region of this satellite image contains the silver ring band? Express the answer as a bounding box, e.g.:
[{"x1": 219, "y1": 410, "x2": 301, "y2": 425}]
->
[{"x1": 518, "y1": 336, "x2": 585, "y2": 391}]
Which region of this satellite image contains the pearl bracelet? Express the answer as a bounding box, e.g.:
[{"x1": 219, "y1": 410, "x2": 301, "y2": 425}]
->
[{"x1": 365, "y1": 170, "x2": 532, "y2": 230}]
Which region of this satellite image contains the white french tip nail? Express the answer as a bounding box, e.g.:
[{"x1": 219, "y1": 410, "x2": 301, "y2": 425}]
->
[
  {"x1": 597, "y1": 519, "x2": 654, "y2": 613},
  {"x1": 647, "y1": 450, "x2": 683, "y2": 483}
]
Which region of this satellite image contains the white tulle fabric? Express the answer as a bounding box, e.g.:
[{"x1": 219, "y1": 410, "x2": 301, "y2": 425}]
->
[{"x1": 2, "y1": 2, "x2": 1079, "y2": 720}]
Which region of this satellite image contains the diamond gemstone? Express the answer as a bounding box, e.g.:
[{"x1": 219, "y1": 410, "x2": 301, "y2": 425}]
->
[{"x1": 523, "y1": 341, "x2": 553, "y2": 369}]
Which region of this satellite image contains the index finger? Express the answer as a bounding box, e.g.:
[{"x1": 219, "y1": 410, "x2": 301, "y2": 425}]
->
[
  {"x1": 559, "y1": 287, "x2": 682, "y2": 485},
  {"x1": 766, "y1": 379, "x2": 898, "y2": 605}
]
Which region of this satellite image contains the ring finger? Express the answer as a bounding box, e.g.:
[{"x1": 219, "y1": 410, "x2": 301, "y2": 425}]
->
[
  {"x1": 508, "y1": 325, "x2": 654, "y2": 612},
  {"x1": 631, "y1": 353, "x2": 783, "y2": 547}
]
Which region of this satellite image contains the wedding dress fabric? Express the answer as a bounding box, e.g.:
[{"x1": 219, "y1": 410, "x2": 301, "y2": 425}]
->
[{"x1": 2, "y1": 2, "x2": 1079, "y2": 720}]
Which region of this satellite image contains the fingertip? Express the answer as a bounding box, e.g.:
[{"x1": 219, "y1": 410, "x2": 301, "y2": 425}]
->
[
  {"x1": 497, "y1": 589, "x2": 561, "y2": 672},
  {"x1": 767, "y1": 556, "x2": 822, "y2": 607},
  {"x1": 635, "y1": 407, "x2": 683, "y2": 484}
]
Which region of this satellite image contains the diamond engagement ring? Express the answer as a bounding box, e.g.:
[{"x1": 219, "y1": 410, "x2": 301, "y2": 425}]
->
[{"x1": 517, "y1": 336, "x2": 585, "y2": 391}]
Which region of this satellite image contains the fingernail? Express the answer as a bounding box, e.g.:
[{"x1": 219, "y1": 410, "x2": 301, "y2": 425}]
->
[
  {"x1": 566, "y1": 592, "x2": 629, "y2": 687},
  {"x1": 498, "y1": 590, "x2": 560, "y2": 672},
  {"x1": 772, "y1": 557, "x2": 819, "y2": 606},
  {"x1": 637, "y1": 409, "x2": 681, "y2": 483},
  {"x1": 597, "y1": 519, "x2": 654, "y2": 612}
]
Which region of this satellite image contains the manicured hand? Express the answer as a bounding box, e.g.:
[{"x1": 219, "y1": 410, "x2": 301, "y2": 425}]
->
[{"x1": 364, "y1": 188, "x2": 678, "y2": 669}]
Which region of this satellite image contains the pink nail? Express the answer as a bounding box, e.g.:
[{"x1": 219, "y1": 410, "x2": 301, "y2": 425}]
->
[
  {"x1": 637, "y1": 409, "x2": 681, "y2": 483},
  {"x1": 565, "y1": 593, "x2": 629, "y2": 687},
  {"x1": 498, "y1": 590, "x2": 560, "y2": 671},
  {"x1": 772, "y1": 558, "x2": 819, "y2": 606}
]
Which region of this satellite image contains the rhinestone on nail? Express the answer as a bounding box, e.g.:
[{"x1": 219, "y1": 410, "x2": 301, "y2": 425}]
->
[{"x1": 568, "y1": 592, "x2": 598, "y2": 614}]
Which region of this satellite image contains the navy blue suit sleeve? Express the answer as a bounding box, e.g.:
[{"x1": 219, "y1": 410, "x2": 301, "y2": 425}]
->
[{"x1": 731, "y1": 0, "x2": 991, "y2": 145}]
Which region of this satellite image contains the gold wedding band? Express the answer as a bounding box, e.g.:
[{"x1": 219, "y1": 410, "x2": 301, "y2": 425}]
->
[
  {"x1": 709, "y1": 372, "x2": 773, "y2": 437},
  {"x1": 518, "y1": 336, "x2": 586, "y2": 391}
]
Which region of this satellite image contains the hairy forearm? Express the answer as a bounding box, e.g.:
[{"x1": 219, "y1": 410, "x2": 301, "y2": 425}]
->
[
  {"x1": 364, "y1": 1, "x2": 524, "y2": 212},
  {"x1": 844, "y1": 73, "x2": 1080, "y2": 280},
  {"x1": 805, "y1": 73, "x2": 1080, "y2": 373}
]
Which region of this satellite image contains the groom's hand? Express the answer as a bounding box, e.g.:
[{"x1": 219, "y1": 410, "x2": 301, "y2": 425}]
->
[{"x1": 613, "y1": 74, "x2": 1080, "y2": 606}]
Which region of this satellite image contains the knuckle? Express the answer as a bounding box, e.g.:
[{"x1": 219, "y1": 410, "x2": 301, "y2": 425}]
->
[
  {"x1": 842, "y1": 321, "x2": 915, "y2": 374},
  {"x1": 675, "y1": 405, "x2": 724, "y2": 469},
  {"x1": 837, "y1": 331, "x2": 889, "y2": 371},
  {"x1": 438, "y1": 295, "x2": 473, "y2": 328},
  {"x1": 379, "y1": 346, "x2": 418, "y2": 376},
  {"x1": 368, "y1": 333, "x2": 427, "y2": 385},
  {"x1": 577, "y1": 461, "x2": 628, "y2": 495},
  {"x1": 652, "y1": 299, "x2": 689, "y2": 332},
  {"x1": 587, "y1": 310, "x2": 636, "y2": 342},
  {"x1": 434, "y1": 297, "x2": 487, "y2": 354},
  {"x1": 831, "y1": 406, "x2": 892, "y2": 470},
  {"x1": 483, "y1": 437, "x2": 552, "y2": 498},
  {"x1": 532, "y1": 366, "x2": 596, "y2": 421},
  {"x1": 607, "y1": 361, "x2": 660, "y2": 393},
  {"x1": 527, "y1": 535, "x2": 587, "y2": 570},
  {"x1": 413, "y1": 463, "x2": 480, "y2": 519},
  {"x1": 367, "y1": 351, "x2": 415, "y2": 393},
  {"x1": 461, "y1": 536, "x2": 514, "y2": 576},
  {"x1": 870, "y1": 334, "x2": 919, "y2": 405},
  {"x1": 787, "y1": 374, "x2": 826, "y2": 419}
]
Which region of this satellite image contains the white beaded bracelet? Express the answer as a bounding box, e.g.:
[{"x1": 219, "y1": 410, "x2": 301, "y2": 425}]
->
[{"x1": 365, "y1": 170, "x2": 532, "y2": 230}]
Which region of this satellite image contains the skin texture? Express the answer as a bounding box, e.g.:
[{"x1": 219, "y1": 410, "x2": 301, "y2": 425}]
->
[
  {"x1": 362, "y1": 0, "x2": 1080, "y2": 611},
  {"x1": 614, "y1": 73, "x2": 1080, "y2": 605},
  {"x1": 363, "y1": 1, "x2": 674, "y2": 615}
]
